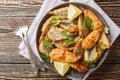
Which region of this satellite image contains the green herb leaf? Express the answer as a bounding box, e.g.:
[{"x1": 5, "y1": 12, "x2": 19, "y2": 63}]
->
[
  {"x1": 104, "y1": 26, "x2": 109, "y2": 34},
  {"x1": 83, "y1": 61, "x2": 96, "y2": 69},
  {"x1": 85, "y1": 16, "x2": 93, "y2": 31},
  {"x1": 83, "y1": 61, "x2": 89, "y2": 67},
  {"x1": 62, "y1": 30, "x2": 74, "y2": 46},
  {"x1": 69, "y1": 68, "x2": 75, "y2": 76},
  {"x1": 62, "y1": 30, "x2": 71, "y2": 37},
  {"x1": 41, "y1": 53, "x2": 49, "y2": 61},
  {"x1": 43, "y1": 38, "x2": 53, "y2": 48},
  {"x1": 88, "y1": 63, "x2": 96, "y2": 69},
  {"x1": 98, "y1": 47, "x2": 104, "y2": 55},
  {"x1": 70, "y1": 70, "x2": 75, "y2": 76},
  {"x1": 64, "y1": 37, "x2": 74, "y2": 46},
  {"x1": 97, "y1": 42, "x2": 106, "y2": 47},
  {"x1": 51, "y1": 16, "x2": 61, "y2": 26}
]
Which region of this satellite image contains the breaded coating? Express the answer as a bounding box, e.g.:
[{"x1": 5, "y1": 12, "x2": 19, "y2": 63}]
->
[
  {"x1": 84, "y1": 47, "x2": 100, "y2": 62},
  {"x1": 82, "y1": 28, "x2": 102, "y2": 49},
  {"x1": 49, "y1": 48, "x2": 79, "y2": 63},
  {"x1": 42, "y1": 16, "x2": 54, "y2": 32},
  {"x1": 70, "y1": 62, "x2": 88, "y2": 72},
  {"x1": 39, "y1": 41, "x2": 51, "y2": 55},
  {"x1": 82, "y1": 8, "x2": 104, "y2": 30},
  {"x1": 73, "y1": 38, "x2": 84, "y2": 59},
  {"x1": 47, "y1": 27, "x2": 67, "y2": 41},
  {"x1": 49, "y1": 7, "x2": 68, "y2": 19},
  {"x1": 60, "y1": 20, "x2": 79, "y2": 32},
  {"x1": 98, "y1": 32, "x2": 111, "y2": 50}
]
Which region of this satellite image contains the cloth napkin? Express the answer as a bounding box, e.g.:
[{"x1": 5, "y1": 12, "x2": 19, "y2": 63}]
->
[{"x1": 19, "y1": 0, "x2": 120, "y2": 60}]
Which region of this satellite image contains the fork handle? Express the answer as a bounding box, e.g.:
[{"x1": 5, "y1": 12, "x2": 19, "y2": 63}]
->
[{"x1": 21, "y1": 33, "x2": 46, "y2": 74}]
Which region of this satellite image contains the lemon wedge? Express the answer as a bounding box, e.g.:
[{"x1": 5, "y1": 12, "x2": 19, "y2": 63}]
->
[
  {"x1": 68, "y1": 4, "x2": 82, "y2": 20},
  {"x1": 54, "y1": 61, "x2": 70, "y2": 76}
]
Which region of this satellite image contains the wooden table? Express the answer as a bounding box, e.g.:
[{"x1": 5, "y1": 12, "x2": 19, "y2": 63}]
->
[{"x1": 0, "y1": 0, "x2": 120, "y2": 80}]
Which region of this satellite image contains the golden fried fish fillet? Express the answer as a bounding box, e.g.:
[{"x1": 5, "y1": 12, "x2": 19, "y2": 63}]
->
[
  {"x1": 82, "y1": 8, "x2": 104, "y2": 30},
  {"x1": 39, "y1": 31, "x2": 46, "y2": 43},
  {"x1": 78, "y1": 14, "x2": 90, "y2": 38},
  {"x1": 73, "y1": 38, "x2": 84, "y2": 60},
  {"x1": 82, "y1": 28, "x2": 103, "y2": 49},
  {"x1": 53, "y1": 41, "x2": 74, "y2": 51},
  {"x1": 49, "y1": 7, "x2": 68, "y2": 19},
  {"x1": 47, "y1": 27, "x2": 67, "y2": 41},
  {"x1": 84, "y1": 47, "x2": 100, "y2": 62},
  {"x1": 78, "y1": 14, "x2": 84, "y2": 37},
  {"x1": 49, "y1": 48, "x2": 79, "y2": 63},
  {"x1": 39, "y1": 41, "x2": 51, "y2": 55},
  {"x1": 41, "y1": 16, "x2": 54, "y2": 32},
  {"x1": 98, "y1": 32, "x2": 111, "y2": 50},
  {"x1": 39, "y1": 16, "x2": 54, "y2": 42},
  {"x1": 78, "y1": 14, "x2": 84, "y2": 27},
  {"x1": 60, "y1": 20, "x2": 79, "y2": 32},
  {"x1": 70, "y1": 62, "x2": 88, "y2": 72}
]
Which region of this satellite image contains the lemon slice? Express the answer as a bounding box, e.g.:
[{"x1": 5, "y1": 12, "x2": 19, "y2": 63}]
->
[
  {"x1": 54, "y1": 61, "x2": 70, "y2": 76},
  {"x1": 68, "y1": 4, "x2": 82, "y2": 20}
]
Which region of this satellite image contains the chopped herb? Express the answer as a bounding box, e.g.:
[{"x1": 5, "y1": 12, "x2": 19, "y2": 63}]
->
[
  {"x1": 43, "y1": 38, "x2": 53, "y2": 48},
  {"x1": 83, "y1": 61, "x2": 89, "y2": 67},
  {"x1": 104, "y1": 26, "x2": 109, "y2": 34},
  {"x1": 83, "y1": 61, "x2": 96, "y2": 69},
  {"x1": 64, "y1": 37, "x2": 74, "y2": 46},
  {"x1": 97, "y1": 42, "x2": 106, "y2": 47},
  {"x1": 41, "y1": 53, "x2": 49, "y2": 61},
  {"x1": 85, "y1": 16, "x2": 93, "y2": 31},
  {"x1": 62, "y1": 30, "x2": 71, "y2": 37},
  {"x1": 62, "y1": 30, "x2": 74, "y2": 46},
  {"x1": 98, "y1": 47, "x2": 104, "y2": 55},
  {"x1": 88, "y1": 63, "x2": 96, "y2": 69},
  {"x1": 69, "y1": 68, "x2": 75, "y2": 76},
  {"x1": 70, "y1": 70, "x2": 75, "y2": 76},
  {"x1": 51, "y1": 16, "x2": 61, "y2": 26}
]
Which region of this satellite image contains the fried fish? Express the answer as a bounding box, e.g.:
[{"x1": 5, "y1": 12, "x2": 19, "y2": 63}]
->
[
  {"x1": 73, "y1": 38, "x2": 84, "y2": 60},
  {"x1": 82, "y1": 28, "x2": 103, "y2": 49},
  {"x1": 70, "y1": 62, "x2": 88, "y2": 72},
  {"x1": 49, "y1": 7, "x2": 68, "y2": 19},
  {"x1": 60, "y1": 20, "x2": 79, "y2": 32},
  {"x1": 47, "y1": 27, "x2": 67, "y2": 41},
  {"x1": 98, "y1": 32, "x2": 111, "y2": 50},
  {"x1": 82, "y1": 8, "x2": 104, "y2": 30},
  {"x1": 49, "y1": 48, "x2": 79, "y2": 63}
]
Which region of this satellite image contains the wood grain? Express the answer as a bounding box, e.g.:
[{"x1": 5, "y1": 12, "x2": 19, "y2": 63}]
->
[
  {"x1": 0, "y1": 0, "x2": 119, "y2": 80},
  {"x1": 0, "y1": 64, "x2": 119, "y2": 79}
]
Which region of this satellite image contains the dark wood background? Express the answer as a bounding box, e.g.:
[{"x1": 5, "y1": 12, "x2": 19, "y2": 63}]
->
[{"x1": 0, "y1": 0, "x2": 120, "y2": 79}]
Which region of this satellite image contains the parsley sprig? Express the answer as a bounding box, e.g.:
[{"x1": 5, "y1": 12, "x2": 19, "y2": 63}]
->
[
  {"x1": 68, "y1": 67, "x2": 75, "y2": 76},
  {"x1": 64, "y1": 37, "x2": 74, "y2": 46},
  {"x1": 85, "y1": 16, "x2": 93, "y2": 31},
  {"x1": 98, "y1": 47, "x2": 104, "y2": 55},
  {"x1": 62, "y1": 30, "x2": 74, "y2": 46},
  {"x1": 62, "y1": 30, "x2": 71, "y2": 37},
  {"x1": 83, "y1": 61, "x2": 96, "y2": 69},
  {"x1": 51, "y1": 16, "x2": 61, "y2": 26},
  {"x1": 104, "y1": 26, "x2": 109, "y2": 34},
  {"x1": 96, "y1": 42, "x2": 106, "y2": 47},
  {"x1": 41, "y1": 53, "x2": 49, "y2": 61},
  {"x1": 43, "y1": 38, "x2": 53, "y2": 48}
]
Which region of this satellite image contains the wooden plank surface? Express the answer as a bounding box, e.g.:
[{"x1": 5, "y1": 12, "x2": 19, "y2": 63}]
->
[{"x1": 0, "y1": 0, "x2": 120, "y2": 80}]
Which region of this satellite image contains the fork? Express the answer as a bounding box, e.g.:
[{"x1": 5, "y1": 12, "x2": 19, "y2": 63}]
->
[{"x1": 6, "y1": 16, "x2": 46, "y2": 74}]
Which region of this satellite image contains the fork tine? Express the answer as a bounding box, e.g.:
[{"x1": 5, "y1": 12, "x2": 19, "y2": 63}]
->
[
  {"x1": 6, "y1": 17, "x2": 13, "y2": 27},
  {"x1": 22, "y1": 16, "x2": 28, "y2": 26},
  {"x1": 10, "y1": 17, "x2": 19, "y2": 31},
  {"x1": 6, "y1": 12, "x2": 28, "y2": 33},
  {"x1": 16, "y1": 12, "x2": 28, "y2": 27},
  {"x1": 6, "y1": 17, "x2": 18, "y2": 31},
  {"x1": 21, "y1": 13, "x2": 28, "y2": 26}
]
